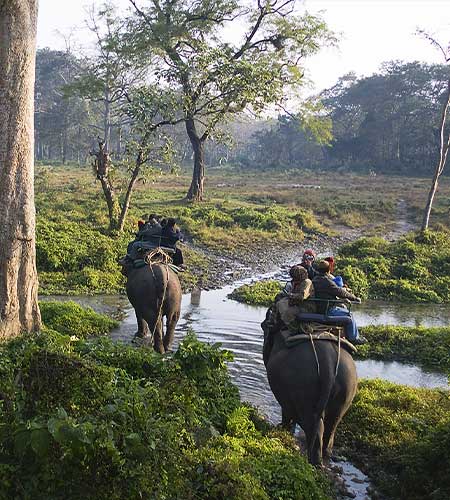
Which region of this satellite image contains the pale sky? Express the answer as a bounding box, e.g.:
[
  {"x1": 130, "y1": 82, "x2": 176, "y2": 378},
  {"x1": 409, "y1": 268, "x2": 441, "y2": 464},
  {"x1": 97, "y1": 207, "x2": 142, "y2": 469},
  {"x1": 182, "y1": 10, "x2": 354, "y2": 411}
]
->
[{"x1": 37, "y1": 0, "x2": 450, "y2": 92}]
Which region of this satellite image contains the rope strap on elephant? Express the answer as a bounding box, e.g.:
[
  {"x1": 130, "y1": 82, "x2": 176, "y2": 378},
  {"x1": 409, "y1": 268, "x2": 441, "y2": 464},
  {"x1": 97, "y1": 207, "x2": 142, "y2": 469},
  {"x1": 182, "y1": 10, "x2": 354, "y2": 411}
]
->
[
  {"x1": 281, "y1": 330, "x2": 356, "y2": 354},
  {"x1": 145, "y1": 250, "x2": 171, "y2": 341},
  {"x1": 144, "y1": 247, "x2": 172, "y2": 267},
  {"x1": 280, "y1": 329, "x2": 355, "y2": 379}
]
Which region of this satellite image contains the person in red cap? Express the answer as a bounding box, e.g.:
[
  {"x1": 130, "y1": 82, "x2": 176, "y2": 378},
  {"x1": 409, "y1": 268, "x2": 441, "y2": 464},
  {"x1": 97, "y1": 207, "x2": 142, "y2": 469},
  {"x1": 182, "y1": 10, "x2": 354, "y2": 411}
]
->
[{"x1": 299, "y1": 248, "x2": 318, "y2": 280}]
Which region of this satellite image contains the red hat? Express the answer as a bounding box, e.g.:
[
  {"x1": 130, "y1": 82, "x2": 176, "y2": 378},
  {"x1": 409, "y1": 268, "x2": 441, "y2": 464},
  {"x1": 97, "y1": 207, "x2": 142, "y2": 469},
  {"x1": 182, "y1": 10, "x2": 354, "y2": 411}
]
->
[
  {"x1": 302, "y1": 248, "x2": 316, "y2": 261},
  {"x1": 325, "y1": 256, "x2": 335, "y2": 273}
]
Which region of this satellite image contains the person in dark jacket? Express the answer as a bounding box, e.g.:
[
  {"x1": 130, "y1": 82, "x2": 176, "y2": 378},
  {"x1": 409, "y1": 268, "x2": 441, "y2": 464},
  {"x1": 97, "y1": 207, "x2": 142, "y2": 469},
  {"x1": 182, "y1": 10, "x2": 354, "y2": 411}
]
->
[
  {"x1": 312, "y1": 260, "x2": 366, "y2": 345},
  {"x1": 299, "y1": 248, "x2": 318, "y2": 280},
  {"x1": 161, "y1": 218, "x2": 184, "y2": 267}
]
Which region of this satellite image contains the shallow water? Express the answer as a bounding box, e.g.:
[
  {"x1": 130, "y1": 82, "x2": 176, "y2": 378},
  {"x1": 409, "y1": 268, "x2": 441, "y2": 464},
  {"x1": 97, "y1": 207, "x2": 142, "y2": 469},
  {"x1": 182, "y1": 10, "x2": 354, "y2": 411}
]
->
[{"x1": 106, "y1": 284, "x2": 449, "y2": 423}]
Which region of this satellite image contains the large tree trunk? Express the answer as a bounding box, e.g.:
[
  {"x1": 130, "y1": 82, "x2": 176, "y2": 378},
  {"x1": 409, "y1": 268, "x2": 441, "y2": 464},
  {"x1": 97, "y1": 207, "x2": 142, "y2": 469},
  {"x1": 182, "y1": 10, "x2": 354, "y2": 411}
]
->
[
  {"x1": 185, "y1": 118, "x2": 206, "y2": 201},
  {"x1": 0, "y1": 0, "x2": 41, "y2": 339}
]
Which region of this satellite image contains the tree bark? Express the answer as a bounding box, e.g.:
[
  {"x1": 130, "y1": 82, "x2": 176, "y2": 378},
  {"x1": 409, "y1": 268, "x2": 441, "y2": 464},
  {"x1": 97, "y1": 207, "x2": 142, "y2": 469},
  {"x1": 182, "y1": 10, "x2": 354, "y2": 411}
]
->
[
  {"x1": 422, "y1": 80, "x2": 450, "y2": 231},
  {"x1": 0, "y1": 0, "x2": 41, "y2": 339},
  {"x1": 117, "y1": 160, "x2": 142, "y2": 232},
  {"x1": 185, "y1": 118, "x2": 205, "y2": 201},
  {"x1": 91, "y1": 140, "x2": 120, "y2": 230}
]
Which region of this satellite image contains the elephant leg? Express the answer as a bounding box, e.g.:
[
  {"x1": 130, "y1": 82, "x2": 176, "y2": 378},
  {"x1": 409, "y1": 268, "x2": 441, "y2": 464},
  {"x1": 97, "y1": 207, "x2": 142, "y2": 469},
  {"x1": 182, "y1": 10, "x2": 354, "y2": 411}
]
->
[
  {"x1": 163, "y1": 310, "x2": 180, "y2": 352},
  {"x1": 322, "y1": 410, "x2": 343, "y2": 461},
  {"x1": 281, "y1": 409, "x2": 296, "y2": 434},
  {"x1": 302, "y1": 415, "x2": 324, "y2": 466},
  {"x1": 151, "y1": 318, "x2": 164, "y2": 354},
  {"x1": 142, "y1": 311, "x2": 164, "y2": 354},
  {"x1": 134, "y1": 312, "x2": 148, "y2": 338}
]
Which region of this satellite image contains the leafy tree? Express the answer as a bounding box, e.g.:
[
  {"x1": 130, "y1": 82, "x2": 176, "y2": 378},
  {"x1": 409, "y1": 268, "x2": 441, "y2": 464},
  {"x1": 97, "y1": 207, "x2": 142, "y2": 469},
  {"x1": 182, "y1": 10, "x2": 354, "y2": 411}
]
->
[
  {"x1": 68, "y1": 3, "x2": 178, "y2": 231},
  {"x1": 0, "y1": 0, "x2": 41, "y2": 338},
  {"x1": 126, "y1": 0, "x2": 334, "y2": 200}
]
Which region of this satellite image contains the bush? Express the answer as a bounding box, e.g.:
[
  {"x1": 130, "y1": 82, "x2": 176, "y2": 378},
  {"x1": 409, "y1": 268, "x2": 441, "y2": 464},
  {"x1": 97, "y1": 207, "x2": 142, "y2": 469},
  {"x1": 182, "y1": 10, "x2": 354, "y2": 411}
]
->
[
  {"x1": 187, "y1": 407, "x2": 332, "y2": 500},
  {"x1": 338, "y1": 380, "x2": 450, "y2": 500},
  {"x1": 371, "y1": 279, "x2": 443, "y2": 303},
  {"x1": 338, "y1": 230, "x2": 450, "y2": 302},
  {"x1": 0, "y1": 329, "x2": 333, "y2": 500},
  {"x1": 229, "y1": 280, "x2": 282, "y2": 307},
  {"x1": 336, "y1": 265, "x2": 369, "y2": 299},
  {"x1": 40, "y1": 301, "x2": 118, "y2": 338},
  {"x1": 357, "y1": 325, "x2": 450, "y2": 373}
]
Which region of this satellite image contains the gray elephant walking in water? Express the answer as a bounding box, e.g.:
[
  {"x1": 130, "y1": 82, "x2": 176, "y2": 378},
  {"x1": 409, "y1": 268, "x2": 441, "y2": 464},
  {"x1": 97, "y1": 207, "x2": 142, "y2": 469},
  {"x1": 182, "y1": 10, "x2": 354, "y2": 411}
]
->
[
  {"x1": 264, "y1": 329, "x2": 357, "y2": 465},
  {"x1": 126, "y1": 263, "x2": 182, "y2": 353}
]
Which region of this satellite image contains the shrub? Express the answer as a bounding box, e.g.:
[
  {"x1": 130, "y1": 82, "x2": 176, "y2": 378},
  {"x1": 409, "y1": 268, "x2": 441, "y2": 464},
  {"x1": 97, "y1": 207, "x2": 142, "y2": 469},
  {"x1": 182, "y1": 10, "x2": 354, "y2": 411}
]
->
[
  {"x1": 40, "y1": 301, "x2": 118, "y2": 338},
  {"x1": 0, "y1": 329, "x2": 333, "y2": 500},
  {"x1": 338, "y1": 380, "x2": 450, "y2": 500},
  {"x1": 339, "y1": 236, "x2": 390, "y2": 259},
  {"x1": 338, "y1": 230, "x2": 450, "y2": 302},
  {"x1": 371, "y1": 279, "x2": 443, "y2": 303},
  {"x1": 229, "y1": 280, "x2": 282, "y2": 307},
  {"x1": 336, "y1": 265, "x2": 369, "y2": 299},
  {"x1": 357, "y1": 325, "x2": 450, "y2": 373}
]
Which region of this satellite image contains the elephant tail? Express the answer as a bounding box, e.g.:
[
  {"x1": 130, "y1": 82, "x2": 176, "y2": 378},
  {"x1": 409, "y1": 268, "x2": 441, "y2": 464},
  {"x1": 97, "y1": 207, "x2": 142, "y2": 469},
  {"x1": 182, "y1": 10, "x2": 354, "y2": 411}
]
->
[
  {"x1": 308, "y1": 350, "x2": 336, "y2": 460},
  {"x1": 153, "y1": 263, "x2": 170, "y2": 315}
]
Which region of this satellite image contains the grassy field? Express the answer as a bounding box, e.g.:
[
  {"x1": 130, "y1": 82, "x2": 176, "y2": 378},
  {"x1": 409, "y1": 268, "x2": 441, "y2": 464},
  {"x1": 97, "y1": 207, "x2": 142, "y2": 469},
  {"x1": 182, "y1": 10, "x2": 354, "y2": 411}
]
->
[{"x1": 34, "y1": 164, "x2": 450, "y2": 295}]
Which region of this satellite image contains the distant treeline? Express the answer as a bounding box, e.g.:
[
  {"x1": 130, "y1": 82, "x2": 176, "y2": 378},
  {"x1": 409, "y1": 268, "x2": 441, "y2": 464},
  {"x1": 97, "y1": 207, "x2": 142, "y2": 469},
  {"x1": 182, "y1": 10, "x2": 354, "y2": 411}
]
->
[{"x1": 35, "y1": 49, "x2": 449, "y2": 175}]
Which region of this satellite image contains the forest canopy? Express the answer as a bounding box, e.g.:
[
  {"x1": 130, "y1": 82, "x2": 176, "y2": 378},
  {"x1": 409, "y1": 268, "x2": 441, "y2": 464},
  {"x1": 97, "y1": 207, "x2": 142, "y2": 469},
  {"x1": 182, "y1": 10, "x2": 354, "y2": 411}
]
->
[{"x1": 35, "y1": 49, "x2": 449, "y2": 176}]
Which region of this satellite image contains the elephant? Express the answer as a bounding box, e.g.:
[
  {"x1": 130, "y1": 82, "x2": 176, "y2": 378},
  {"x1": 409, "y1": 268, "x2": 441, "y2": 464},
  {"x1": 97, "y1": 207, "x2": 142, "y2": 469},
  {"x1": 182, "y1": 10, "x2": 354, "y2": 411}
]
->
[
  {"x1": 264, "y1": 326, "x2": 357, "y2": 465},
  {"x1": 126, "y1": 263, "x2": 182, "y2": 353}
]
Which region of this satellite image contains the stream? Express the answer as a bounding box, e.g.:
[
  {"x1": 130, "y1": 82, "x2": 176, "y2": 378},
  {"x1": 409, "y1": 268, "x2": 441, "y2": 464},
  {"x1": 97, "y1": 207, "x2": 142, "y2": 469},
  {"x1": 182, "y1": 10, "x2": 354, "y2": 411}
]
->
[{"x1": 43, "y1": 277, "x2": 450, "y2": 500}]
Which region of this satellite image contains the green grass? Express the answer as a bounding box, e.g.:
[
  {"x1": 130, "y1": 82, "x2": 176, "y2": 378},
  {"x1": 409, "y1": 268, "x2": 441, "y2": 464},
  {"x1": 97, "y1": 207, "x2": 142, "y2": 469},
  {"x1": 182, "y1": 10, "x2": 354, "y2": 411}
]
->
[
  {"x1": 357, "y1": 325, "x2": 450, "y2": 374},
  {"x1": 337, "y1": 230, "x2": 450, "y2": 302},
  {"x1": 39, "y1": 301, "x2": 118, "y2": 338},
  {"x1": 338, "y1": 380, "x2": 450, "y2": 500},
  {"x1": 229, "y1": 280, "x2": 282, "y2": 307}
]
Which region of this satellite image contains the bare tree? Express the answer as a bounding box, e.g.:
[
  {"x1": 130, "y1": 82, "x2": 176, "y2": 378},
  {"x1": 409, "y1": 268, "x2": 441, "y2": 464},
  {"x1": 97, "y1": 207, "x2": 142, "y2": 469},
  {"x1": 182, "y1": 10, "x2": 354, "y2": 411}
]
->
[
  {"x1": 421, "y1": 32, "x2": 450, "y2": 231},
  {"x1": 0, "y1": 0, "x2": 41, "y2": 339}
]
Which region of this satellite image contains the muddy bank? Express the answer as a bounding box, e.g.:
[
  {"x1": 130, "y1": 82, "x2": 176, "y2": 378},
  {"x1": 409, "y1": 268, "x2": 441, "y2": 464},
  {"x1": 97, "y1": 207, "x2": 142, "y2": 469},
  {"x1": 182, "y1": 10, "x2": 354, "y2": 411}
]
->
[{"x1": 188, "y1": 231, "x2": 351, "y2": 291}]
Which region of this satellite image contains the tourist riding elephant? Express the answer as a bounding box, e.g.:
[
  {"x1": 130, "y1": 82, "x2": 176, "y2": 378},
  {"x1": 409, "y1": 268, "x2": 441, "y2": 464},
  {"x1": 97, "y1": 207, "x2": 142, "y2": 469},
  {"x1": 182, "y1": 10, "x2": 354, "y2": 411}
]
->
[
  {"x1": 126, "y1": 263, "x2": 182, "y2": 353},
  {"x1": 264, "y1": 329, "x2": 357, "y2": 465}
]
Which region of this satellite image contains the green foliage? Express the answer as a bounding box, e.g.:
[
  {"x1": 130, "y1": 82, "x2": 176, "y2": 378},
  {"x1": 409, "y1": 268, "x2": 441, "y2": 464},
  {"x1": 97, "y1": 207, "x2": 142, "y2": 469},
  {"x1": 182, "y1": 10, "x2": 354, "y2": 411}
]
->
[
  {"x1": 338, "y1": 236, "x2": 390, "y2": 259},
  {"x1": 36, "y1": 219, "x2": 127, "y2": 294},
  {"x1": 337, "y1": 230, "x2": 450, "y2": 302},
  {"x1": 357, "y1": 325, "x2": 450, "y2": 373},
  {"x1": 336, "y1": 265, "x2": 369, "y2": 299},
  {"x1": 176, "y1": 203, "x2": 322, "y2": 234},
  {"x1": 40, "y1": 301, "x2": 118, "y2": 338},
  {"x1": 229, "y1": 280, "x2": 282, "y2": 307},
  {"x1": 0, "y1": 327, "x2": 332, "y2": 499},
  {"x1": 338, "y1": 380, "x2": 450, "y2": 500},
  {"x1": 188, "y1": 407, "x2": 332, "y2": 500}
]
